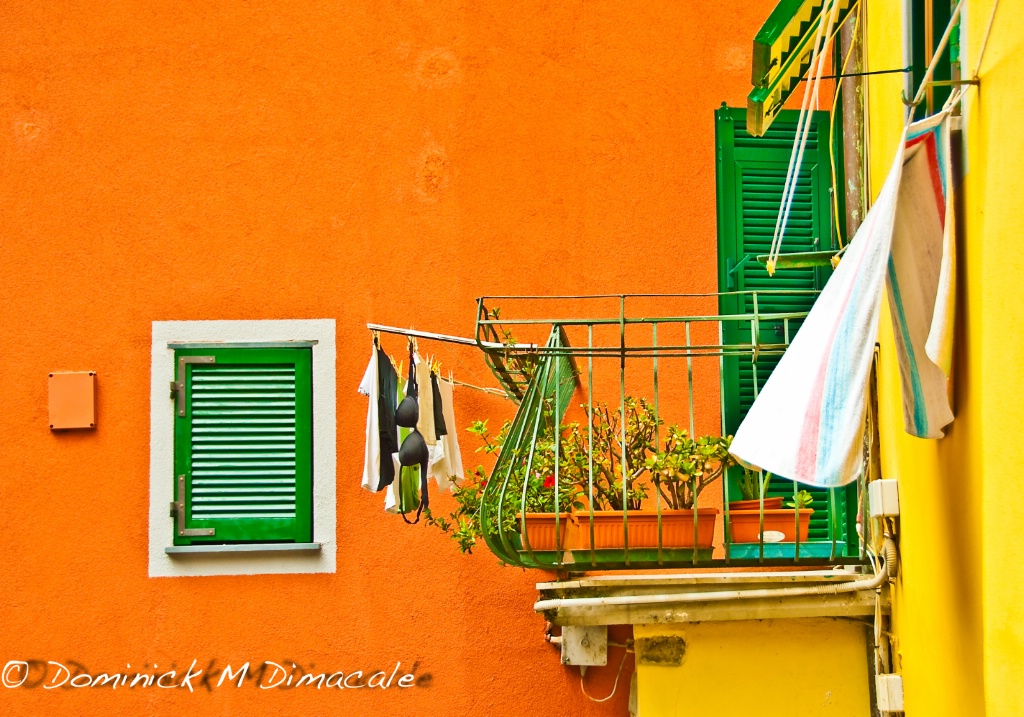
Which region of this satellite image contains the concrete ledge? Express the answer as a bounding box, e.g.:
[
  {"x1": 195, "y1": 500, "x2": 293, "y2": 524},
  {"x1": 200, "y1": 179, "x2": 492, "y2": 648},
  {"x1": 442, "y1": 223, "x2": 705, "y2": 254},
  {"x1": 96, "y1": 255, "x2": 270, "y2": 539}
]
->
[
  {"x1": 538, "y1": 569, "x2": 867, "y2": 591},
  {"x1": 537, "y1": 570, "x2": 889, "y2": 626}
]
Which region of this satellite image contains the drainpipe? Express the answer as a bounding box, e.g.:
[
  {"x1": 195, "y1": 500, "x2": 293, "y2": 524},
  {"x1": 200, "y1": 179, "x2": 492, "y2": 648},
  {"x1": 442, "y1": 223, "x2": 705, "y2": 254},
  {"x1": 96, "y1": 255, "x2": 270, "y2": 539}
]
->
[
  {"x1": 534, "y1": 538, "x2": 896, "y2": 612},
  {"x1": 840, "y1": 7, "x2": 867, "y2": 239}
]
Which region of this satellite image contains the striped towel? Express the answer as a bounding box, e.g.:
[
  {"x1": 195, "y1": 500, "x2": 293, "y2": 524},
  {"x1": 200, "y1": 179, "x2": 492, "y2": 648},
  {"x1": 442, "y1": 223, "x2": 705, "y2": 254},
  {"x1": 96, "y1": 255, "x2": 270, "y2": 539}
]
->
[{"x1": 730, "y1": 110, "x2": 956, "y2": 488}]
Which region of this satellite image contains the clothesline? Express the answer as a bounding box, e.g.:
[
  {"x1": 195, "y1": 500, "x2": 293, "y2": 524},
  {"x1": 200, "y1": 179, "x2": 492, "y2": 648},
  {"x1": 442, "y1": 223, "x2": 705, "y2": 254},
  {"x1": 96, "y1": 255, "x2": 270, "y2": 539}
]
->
[
  {"x1": 367, "y1": 322, "x2": 521, "y2": 397},
  {"x1": 361, "y1": 338, "x2": 467, "y2": 522},
  {"x1": 449, "y1": 378, "x2": 507, "y2": 397},
  {"x1": 768, "y1": 0, "x2": 979, "y2": 272},
  {"x1": 905, "y1": 0, "x2": 963, "y2": 112},
  {"x1": 767, "y1": 0, "x2": 845, "y2": 274}
]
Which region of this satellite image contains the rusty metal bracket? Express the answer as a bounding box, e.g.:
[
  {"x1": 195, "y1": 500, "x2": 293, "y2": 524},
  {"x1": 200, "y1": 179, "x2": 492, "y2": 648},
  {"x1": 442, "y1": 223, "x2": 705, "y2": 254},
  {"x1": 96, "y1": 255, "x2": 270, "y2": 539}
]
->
[
  {"x1": 901, "y1": 79, "x2": 979, "y2": 107},
  {"x1": 170, "y1": 355, "x2": 215, "y2": 416},
  {"x1": 171, "y1": 474, "x2": 215, "y2": 538}
]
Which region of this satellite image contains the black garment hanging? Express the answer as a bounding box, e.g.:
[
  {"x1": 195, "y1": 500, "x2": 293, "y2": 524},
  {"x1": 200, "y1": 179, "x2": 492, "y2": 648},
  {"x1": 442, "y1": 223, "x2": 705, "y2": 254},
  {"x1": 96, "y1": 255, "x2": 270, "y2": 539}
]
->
[
  {"x1": 430, "y1": 371, "x2": 448, "y2": 438},
  {"x1": 375, "y1": 342, "x2": 399, "y2": 491},
  {"x1": 395, "y1": 356, "x2": 420, "y2": 427},
  {"x1": 395, "y1": 345, "x2": 429, "y2": 522}
]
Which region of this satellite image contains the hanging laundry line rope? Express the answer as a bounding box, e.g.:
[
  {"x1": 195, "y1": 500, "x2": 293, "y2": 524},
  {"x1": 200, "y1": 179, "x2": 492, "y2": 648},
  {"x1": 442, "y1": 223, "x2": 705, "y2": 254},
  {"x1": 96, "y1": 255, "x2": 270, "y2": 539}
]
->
[
  {"x1": 768, "y1": 0, "x2": 848, "y2": 275},
  {"x1": 767, "y1": 0, "x2": 833, "y2": 275},
  {"x1": 449, "y1": 378, "x2": 507, "y2": 397},
  {"x1": 973, "y1": 0, "x2": 1001, "y2": 81},
  {"x1": 903, "y1": 0, "x2": 964, "y2": 114},
  {"x1": 768, "y1": 0, "x2": 984, "y2": 272},
  {"x1": 937, "y1": 0, "x2": 1000, "y2": 114}
]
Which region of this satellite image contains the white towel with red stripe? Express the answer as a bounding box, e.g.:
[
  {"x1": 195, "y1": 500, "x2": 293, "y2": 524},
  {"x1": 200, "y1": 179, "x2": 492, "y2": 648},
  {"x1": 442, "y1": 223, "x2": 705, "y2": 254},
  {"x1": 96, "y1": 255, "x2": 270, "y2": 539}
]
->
[{"x1": 730, "y1": 110, "x2": 956, "y2": 488}]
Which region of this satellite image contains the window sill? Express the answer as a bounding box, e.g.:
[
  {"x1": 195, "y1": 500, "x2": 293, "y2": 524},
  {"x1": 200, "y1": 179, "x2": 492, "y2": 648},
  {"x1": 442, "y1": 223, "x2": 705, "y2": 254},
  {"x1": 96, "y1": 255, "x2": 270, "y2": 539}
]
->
[{"x1": 165, "y1": 543, "x2": 322, "y2": 556}]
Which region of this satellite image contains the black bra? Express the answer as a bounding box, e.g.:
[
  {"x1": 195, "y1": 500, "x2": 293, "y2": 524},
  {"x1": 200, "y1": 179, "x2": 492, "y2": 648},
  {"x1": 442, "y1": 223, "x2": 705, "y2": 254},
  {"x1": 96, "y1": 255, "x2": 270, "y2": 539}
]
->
[
  {"x1": 396, "y1": 388, "x2": 419, "y2": 428},
  {"x1": 399, "y1": 430, "x2": 428, "y2": 467},
  {"x1": 396, "y1": 346, "x2": 429, "y2": 522}
]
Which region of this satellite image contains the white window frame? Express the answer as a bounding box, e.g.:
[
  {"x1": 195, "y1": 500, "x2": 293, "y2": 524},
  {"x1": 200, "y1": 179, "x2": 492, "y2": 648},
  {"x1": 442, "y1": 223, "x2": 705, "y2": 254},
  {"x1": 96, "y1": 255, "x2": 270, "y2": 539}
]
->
[{"x1": 148, "y1": 320, "x2": 336, "y2": 577}]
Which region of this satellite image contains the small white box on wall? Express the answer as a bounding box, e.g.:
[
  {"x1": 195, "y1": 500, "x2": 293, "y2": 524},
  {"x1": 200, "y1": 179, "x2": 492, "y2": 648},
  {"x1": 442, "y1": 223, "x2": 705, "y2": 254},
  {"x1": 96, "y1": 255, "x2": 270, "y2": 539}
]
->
[
  {"x1": 869, "y1": 479, "x2": 900, "y2": 518},
  {"x1": 876, "y1": 673, "x2": 905, "y2": 711}
]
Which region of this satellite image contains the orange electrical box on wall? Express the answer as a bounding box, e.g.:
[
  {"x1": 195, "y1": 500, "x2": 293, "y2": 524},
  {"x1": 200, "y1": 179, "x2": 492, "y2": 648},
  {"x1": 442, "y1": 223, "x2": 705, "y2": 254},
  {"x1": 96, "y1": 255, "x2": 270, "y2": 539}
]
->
[{"x1": 48, "y1": 371, "x2": 96, "y2": 430}]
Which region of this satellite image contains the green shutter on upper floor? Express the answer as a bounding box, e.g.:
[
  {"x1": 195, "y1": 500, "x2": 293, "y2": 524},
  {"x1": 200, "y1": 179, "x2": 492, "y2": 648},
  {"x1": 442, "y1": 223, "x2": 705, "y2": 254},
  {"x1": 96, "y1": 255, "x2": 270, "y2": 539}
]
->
[
  {"x1": 715, "y1": 105, "x2": 858, "y2": 557},
  {"x1": 747, "y1": 0, "x2": 858, "y2": 136},
  {"x1": 717, "y1": 106, "x2": 835, "y2": 428},
  {"x1": 172, "y1": 347, "x2": 313, "y2": 545}
]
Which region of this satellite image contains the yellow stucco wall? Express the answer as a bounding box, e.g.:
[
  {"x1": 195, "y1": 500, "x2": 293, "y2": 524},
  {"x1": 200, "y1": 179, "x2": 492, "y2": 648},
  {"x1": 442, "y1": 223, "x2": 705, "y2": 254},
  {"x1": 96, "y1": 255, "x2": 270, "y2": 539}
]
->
[
  {"x1": 633, "y1": 3, "x2": 1021, "y2": 715},
  {"x1": 635, "y1": 621, "x2": 870, "y2": 716},
  {"x1": 968, "y1": 2, "x2": 1024, "y2": 714},
  {"x1": 866, "y1": 1, "x2": 986, "y2": 711},
  {"x1": 869, "y1": 1, "x2": 1022, "y2": 714}
]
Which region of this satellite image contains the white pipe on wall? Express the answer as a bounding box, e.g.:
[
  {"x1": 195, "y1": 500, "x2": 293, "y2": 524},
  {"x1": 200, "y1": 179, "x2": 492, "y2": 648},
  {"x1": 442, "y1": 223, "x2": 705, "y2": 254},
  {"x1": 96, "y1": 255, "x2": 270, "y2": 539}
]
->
[{"x1": 534, "y1": 538, "x2": 896, "y2": 613}]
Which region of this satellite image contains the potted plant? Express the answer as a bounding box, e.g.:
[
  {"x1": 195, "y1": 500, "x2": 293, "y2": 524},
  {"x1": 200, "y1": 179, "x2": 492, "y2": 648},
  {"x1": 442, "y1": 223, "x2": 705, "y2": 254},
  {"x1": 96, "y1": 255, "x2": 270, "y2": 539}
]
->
[
  {"x1": 566, "y1": 398, "x2": 650, "y2": 550},
  {"x1": 729, "y1": 468, "x2": 784, "y2": 511},
  {"x1": 566, "y1": 398, "x2": 733, "y2": 551},
  {"x1": 637, "y1": 429, "x2": 733, "y2": 549},
  {"x1": 426, "y1": 416, "x2": 581, "y2": 554},
  {"x1": 425, "y1": 395, "x2": 738, "y2": 556},
  {"x1": 728, "y1": 488, "x2": 815, "y2": 544},
  {"x1": 511, "y1": 422, "x2": 583, "y2": 552}
]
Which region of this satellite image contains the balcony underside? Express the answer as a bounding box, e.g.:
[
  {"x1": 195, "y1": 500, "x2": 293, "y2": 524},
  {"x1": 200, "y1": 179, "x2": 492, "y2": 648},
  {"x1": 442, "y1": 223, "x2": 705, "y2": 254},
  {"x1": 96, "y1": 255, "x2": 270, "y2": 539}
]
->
[{"x1": 536, "y1": 570, "x2": 888, "y2": 626}]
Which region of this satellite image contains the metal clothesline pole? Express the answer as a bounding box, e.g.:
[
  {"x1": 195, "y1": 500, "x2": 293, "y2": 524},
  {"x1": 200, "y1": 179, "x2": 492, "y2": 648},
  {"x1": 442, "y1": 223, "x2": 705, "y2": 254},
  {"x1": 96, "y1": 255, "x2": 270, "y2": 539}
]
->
[
  {"x1": 367, "y1": 323, "x2": 511, "y2": 397},
  {"x1": 366, "y1": 323, "x2": 536, "y2": 350}
]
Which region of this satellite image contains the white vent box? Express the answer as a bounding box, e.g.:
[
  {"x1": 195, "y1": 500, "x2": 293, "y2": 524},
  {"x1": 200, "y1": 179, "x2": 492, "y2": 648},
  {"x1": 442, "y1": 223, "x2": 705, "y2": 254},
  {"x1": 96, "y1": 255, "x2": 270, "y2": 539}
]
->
[
  {"x1": 560, "y1": 625, "x2": 607, "y2": 667},
  {"x1": 869, "y1": 479, "x2": 900, "y2": 518},
  {"x1": 876, "y1": 673, "x2": 905, "y2": 711}
]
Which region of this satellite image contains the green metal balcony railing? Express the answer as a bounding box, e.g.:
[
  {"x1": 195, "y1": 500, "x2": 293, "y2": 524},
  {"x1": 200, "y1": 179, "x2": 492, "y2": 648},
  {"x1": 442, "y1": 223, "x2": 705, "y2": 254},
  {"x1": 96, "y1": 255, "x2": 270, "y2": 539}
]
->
[{"x1": 472, "y1": 293, "x2": 869, "y2": 571}]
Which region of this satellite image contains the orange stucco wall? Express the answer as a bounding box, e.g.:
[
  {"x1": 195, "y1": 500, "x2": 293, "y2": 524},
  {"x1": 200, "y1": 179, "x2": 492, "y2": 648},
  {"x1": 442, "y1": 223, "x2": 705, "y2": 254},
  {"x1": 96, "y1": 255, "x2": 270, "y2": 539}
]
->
[{"x1": 0, "y1": 2, "x2": 775, "y2": 714}]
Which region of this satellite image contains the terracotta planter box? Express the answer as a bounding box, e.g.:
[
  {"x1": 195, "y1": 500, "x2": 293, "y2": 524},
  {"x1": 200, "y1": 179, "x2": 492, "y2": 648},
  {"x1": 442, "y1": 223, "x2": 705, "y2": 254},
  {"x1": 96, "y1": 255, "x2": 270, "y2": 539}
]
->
[
  {"x1": 518, "y1": 512, "x2": 573, "y2": 552},
  {"x1": 574, "y1": 509, "x2": 718, "y2": 549},
  {"x1": 728, "y1": 496, "x2": 784, "y2": 511},
  {"x1": 729, "y1": 509, "x2": 814, "y2": 543}
]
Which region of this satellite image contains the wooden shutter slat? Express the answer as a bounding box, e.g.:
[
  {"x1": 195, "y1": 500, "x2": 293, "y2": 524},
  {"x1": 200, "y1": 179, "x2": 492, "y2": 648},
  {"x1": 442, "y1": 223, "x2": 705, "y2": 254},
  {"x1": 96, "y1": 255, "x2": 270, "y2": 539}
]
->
[{"x1": 193, "y1": 450, "x2": 295, "y2": 457}]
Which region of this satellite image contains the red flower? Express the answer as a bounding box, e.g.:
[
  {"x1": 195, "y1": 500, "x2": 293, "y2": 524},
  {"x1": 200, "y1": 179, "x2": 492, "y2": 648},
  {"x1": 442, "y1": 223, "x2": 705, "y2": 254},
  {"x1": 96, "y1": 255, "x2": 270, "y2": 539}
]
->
[{"x1": 543, "y1": 475, "x2": 556, "y2": 489}]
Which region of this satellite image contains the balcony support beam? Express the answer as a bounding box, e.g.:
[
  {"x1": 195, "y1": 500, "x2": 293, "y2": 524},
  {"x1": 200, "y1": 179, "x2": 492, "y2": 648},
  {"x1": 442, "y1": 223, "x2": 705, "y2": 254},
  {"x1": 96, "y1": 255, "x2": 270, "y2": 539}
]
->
[{"x1": 536, "y1": 570, "x2": 888, "y2": 627}]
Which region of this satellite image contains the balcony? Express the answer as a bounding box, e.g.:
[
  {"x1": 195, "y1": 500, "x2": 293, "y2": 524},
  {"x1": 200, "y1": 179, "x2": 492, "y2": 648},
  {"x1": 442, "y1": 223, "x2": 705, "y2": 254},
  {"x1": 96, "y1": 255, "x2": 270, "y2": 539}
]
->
[{"x1": 470, "y1": 293, "x2": 874, "y2": 572}]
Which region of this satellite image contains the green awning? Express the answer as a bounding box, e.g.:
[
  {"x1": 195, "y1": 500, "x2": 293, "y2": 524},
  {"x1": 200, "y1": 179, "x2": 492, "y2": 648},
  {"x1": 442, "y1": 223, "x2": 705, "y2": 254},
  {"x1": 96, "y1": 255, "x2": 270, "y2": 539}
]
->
[{"x1": 748, "y1": 0, "x2": 856, "y2": 137}]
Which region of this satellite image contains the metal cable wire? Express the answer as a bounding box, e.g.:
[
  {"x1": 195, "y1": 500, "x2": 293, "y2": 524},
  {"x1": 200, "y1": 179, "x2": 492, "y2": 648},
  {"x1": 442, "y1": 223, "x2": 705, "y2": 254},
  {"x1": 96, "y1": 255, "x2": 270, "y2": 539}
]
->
[{"x1": 580, "y1": 646, "x2": 631, "y2": 704}]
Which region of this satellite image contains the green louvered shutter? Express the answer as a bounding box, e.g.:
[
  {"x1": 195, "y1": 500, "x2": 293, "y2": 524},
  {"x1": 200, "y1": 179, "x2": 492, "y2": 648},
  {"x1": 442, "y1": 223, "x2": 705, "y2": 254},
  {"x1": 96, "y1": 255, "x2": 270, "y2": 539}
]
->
[
  {"x1": 173, "y1": 347, "x2": 313, "y2": 545},
  {"x1": 715, "y1": 105, "x2": 857, "y2": 557}
]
